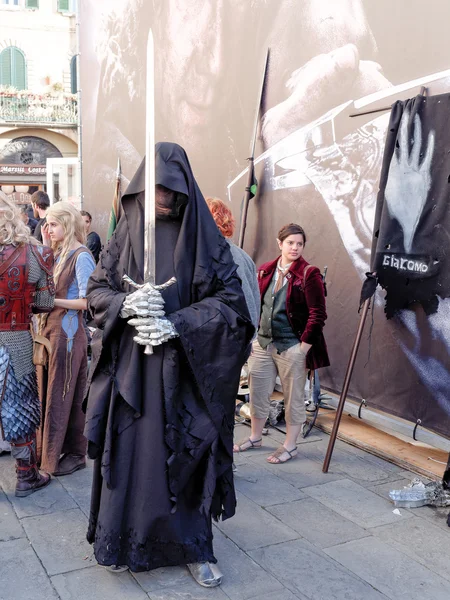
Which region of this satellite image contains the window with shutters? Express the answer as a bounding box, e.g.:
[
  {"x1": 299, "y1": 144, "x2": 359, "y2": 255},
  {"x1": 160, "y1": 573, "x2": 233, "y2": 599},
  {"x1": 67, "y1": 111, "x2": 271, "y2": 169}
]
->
[
  {"x1": 0, "y1": 47, "x2": 27, "y2": 90},
  {"x1": 70, "y1": 55, "x2": 77, "y2": 94},
  {"x1": 25, "y1": 0, "x2": 39, "y2": 8},
  {"x1": 58, "y1": 0, "x2": 76, "y2": 13},
  {"x1": 1, "y1": 0, "x2": 20, "y2": 7}
]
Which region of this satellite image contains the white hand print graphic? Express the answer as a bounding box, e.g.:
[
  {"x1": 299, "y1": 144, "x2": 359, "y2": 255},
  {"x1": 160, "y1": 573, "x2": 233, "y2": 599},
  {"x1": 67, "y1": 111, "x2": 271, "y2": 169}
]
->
[{"x1": 384, "y1": 109, "x2": 435, "y2": 253}]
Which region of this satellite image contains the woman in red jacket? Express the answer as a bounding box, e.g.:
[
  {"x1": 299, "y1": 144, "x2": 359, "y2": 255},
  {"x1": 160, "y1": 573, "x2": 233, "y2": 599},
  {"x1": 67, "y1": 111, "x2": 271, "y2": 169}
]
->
[{"x1": 234, "y1": 223, "x2": 329, "y2": 463}]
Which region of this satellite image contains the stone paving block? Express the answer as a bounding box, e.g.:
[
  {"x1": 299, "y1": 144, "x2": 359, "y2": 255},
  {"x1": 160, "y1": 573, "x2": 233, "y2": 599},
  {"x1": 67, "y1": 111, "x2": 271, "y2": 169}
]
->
[
  {"x1": 249, "y1": 538, "x2": 387, "y2": 600},
  {"x1": 303, "y1": 478, "x2": 413, "y2": 528},
  {"x1": 250, "y1": 590, "x2": 307, "y2": 600},
  {"x1": 233, "y1": 425, "x2": 322, "y2": 459},
  {"x1": 412, "y1": 504, "x2": 450, "y2": 532},
  {"x1": 0, "y1": 489, "x2": 24, "y2": 541},
  {"x1": 368, "y1": 478, "x2": 414, "y2": 500},
  {"x1": 234, "y1": 429, "x2": 288, "y2": 457},
  {"x1": 0, "y1": 457, "x2": 77, "y2": 518},
  {"x1": 333, "y1": 440, "x2": 395, "y2": 464},
  {"x1": 325, "y1": 536, "x2": 450, "y2": 600},
  {"x1": 300, "y1": 441, "x2": 406, "y2": 482},
  {"x1": 213, "y1": 527, "x2": 285, "y2": 600},
  {"x1": 247, "y1": 452, "x2": 344, "y2": 489},
  {"x1": 298, "y1": 432, "x2": 324, "y2": 445},
  {"x1": 265, "y1": 425, "x2": 324, "y2": 446},
  {"x1": 349, "y1": 470, "x2": 417, "y2": 490},
  {"x1": 327, "y1": 442, "x2": 412, "y2": 484},
  {"x1": 267, "y1": 423, "x2": 326, "y2": 441},
  {"x1": 147, "y1": 580, "x2": 231, "y2": 600},
  {"x1": 234, "y1": 463, "x2": 305, "y2": 507},
  {"x1": 22, "y1": 508, "x2": 94, "y2": 576},
  {"x1": 216, "y1": 491, "x2": 299, "y2": 550},
  {"x1": 52, "y1": 565, "x2": 148, "y2": 599},
  {"x1": 370, "y1": 517, "x2": 450, "y2": 583},
  {"x1": 233, "y1": 450, "x2": 252, "y2": 467},
  {"x1": 132, "y1": 565, "x2": 192, "y2": 593},
  {"x1": 334, "y1": 441, "x2": 412, "y2": 476},
  {"x1": 57, "y1": 463, "x2": 93, "y2": 517},
  {"x1": 328, "y1": 452, "x2": 403, "y2": 484},
  {"x1": 297, "y1": 440, "x2": 327, "y2": 462},
  {"x1": 0, "y1": 538, "x2": 59, "y2": 600},
  {"x1": 268, "y1": 498, "x2": 370, "y2": 549}
]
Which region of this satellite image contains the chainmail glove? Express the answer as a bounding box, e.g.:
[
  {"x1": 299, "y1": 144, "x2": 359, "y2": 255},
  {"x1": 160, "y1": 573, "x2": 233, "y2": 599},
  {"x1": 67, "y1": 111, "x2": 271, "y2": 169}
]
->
[
  {"x1": 120, "y1": 282, "x2": 166, "y2": 319},
  {"x1": 128, "y1": 316, "x2": 178, "y2": 347}
]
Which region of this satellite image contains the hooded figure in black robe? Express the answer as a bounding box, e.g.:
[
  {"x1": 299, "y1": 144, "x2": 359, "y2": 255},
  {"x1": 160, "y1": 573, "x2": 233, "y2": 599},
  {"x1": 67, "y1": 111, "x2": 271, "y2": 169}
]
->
[{"x1": 84, "y1": 143, "x2": 253, "y2": 575}]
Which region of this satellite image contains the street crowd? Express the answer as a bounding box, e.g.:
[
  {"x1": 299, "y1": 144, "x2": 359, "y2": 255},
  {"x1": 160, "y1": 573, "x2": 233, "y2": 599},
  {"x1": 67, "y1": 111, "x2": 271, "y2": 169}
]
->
[{"x1": 0, "y1": 143, "x2": 328, "y2": 588}]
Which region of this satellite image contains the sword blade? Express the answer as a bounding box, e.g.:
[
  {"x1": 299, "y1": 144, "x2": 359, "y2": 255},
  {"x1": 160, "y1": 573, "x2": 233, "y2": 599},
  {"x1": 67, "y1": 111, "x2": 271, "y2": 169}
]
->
[{"x1": 144, "y1": 29, "x2": 156, "y2": 285}]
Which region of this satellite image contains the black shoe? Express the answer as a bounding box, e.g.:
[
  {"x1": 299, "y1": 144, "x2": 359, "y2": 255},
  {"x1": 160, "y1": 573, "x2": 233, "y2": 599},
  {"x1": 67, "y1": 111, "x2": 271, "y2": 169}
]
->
[{"x1": 54, "y1": 454, "x2": 86, "y2": 476}]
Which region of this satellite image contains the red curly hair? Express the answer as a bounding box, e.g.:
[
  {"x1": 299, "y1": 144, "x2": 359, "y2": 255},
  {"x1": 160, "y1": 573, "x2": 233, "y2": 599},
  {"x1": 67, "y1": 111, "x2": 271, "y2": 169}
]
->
[{"x1": 205, "y1": 197, "x2": 235, "y2": 238}]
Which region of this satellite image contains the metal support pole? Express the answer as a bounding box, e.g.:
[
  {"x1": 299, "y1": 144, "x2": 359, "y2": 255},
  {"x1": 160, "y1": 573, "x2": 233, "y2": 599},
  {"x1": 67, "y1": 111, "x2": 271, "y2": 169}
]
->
[
  {"x1": 238, "y1": 157, "x2": 255, "y2": 249},
  {"x1": 322, "y1": 298, "x2": 371, "y2": 473}
]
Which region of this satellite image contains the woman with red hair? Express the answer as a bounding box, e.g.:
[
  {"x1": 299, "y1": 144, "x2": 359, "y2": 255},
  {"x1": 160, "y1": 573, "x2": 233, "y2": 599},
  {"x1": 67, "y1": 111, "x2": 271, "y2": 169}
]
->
[{"x1": 206, "y1": 197, "x2": 259, "y2": 330}]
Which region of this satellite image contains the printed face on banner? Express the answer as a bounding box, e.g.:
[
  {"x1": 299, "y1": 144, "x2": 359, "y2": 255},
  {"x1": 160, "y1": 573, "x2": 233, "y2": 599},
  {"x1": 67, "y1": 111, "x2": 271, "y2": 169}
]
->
[
  {"x1": 81, "y1": 0, "x2": 450, "y2": 435},
  {"x1": 159, "y1": 1, "x2": 225, "y2": 143}
]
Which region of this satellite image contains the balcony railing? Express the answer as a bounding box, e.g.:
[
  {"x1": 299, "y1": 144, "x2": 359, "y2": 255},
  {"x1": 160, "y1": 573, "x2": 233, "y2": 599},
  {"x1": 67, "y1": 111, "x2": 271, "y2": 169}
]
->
[{"x1": 0, "y1": 90, "x2": 78, "y2": 125}]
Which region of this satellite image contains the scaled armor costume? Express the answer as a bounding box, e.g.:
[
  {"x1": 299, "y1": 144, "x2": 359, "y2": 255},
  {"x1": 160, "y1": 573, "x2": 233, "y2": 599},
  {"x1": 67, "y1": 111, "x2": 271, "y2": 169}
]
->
[{"x1": 0, "y1": 243, "x2": 55, "y2": 496}]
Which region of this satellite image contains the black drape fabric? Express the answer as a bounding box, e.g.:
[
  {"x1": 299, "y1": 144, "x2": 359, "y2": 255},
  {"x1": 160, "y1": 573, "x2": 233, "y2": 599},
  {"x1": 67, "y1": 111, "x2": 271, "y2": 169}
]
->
[
  {"x1": 83, "y1": 143, "x2": 253, "y2": 569},
  {"x1": 367, "y1": 93, "x2": 450, "y2": 317}
]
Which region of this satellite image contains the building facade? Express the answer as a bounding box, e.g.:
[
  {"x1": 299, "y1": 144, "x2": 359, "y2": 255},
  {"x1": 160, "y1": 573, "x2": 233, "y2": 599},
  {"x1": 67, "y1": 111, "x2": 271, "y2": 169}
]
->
[{"x1": 0, "y1": 0, "x2": 78, "y2": 206}]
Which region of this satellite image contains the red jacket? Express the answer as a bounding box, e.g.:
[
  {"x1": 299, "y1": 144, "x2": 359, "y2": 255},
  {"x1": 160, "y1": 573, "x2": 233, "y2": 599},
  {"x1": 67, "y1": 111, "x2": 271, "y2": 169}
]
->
[{"x1": 257, "y1": 256, "x2": 330, "y2": 370}]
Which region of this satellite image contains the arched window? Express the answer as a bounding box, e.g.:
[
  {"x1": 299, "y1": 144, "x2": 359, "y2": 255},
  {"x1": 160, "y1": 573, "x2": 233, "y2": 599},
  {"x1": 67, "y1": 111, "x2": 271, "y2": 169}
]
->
[
  {"x1": 70, "y1": 55, "x2": 77, "y2": 94},
  {"x1": 0, "y1": 47, "x2": 27, "y2": 90}
]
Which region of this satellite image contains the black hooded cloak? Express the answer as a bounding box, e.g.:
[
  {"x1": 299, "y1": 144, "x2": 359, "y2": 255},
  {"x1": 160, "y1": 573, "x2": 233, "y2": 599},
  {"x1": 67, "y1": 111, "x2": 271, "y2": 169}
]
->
[{"x1": 84, "y1": 143, "x2": 253, "y2": 571}]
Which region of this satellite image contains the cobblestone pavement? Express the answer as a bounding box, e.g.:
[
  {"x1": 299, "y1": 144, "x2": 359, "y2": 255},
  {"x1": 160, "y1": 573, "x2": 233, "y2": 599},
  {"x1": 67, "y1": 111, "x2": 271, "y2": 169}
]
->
[{"x1": 1, "y1": 424, "x2": 450, "y2": 600}]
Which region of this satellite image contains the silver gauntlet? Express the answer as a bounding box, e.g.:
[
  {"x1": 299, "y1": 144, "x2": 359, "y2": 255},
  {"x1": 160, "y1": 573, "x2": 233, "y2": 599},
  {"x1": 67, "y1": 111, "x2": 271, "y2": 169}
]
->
[
  {"x1": 120, "y1": 282, "x2": 165, "y2": 319},
  {"x1": 128, "y1": 316, "x2": 178, "y2": 347}
]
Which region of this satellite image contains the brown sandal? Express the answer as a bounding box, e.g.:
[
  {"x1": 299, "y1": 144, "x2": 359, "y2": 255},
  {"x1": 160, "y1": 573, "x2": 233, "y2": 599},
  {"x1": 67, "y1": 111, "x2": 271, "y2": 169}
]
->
[
  {"x1": 267, "y1": 445, "x2": 298, "y2": 464},
  {"x1": 233, "y1": 437, "x2": 262, "y2": 453}
]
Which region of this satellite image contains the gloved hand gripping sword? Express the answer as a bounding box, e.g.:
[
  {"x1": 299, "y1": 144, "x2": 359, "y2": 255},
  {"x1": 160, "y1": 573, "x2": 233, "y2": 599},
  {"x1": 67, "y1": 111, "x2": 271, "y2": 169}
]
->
[{"x1": 122, "y1": 30, "x2": 176, "y2": 355}]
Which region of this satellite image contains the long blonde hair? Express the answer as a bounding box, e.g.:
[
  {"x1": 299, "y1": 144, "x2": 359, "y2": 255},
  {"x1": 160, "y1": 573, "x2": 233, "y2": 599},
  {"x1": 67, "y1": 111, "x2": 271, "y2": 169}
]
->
[
  {"x1": 0, "y1": 191, "x2": 36, "y2": 247},
  {"x1": 46, "y1": 201, "x2": 86, "y2": 287}
]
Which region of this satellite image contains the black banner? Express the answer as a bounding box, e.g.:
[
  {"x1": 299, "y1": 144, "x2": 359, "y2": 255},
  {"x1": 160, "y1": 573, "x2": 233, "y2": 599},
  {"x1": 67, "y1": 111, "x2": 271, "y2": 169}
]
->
[
  {"x1": 371, "y1": 94, "x2": 450, "y2": 318},
  {"x1": 363, "y1": 93, "x2": 450, "y2": 436}
]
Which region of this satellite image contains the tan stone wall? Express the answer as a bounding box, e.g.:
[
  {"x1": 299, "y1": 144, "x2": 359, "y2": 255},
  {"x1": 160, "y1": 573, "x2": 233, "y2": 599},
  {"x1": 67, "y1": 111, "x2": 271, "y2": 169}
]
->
[{"x1": 0, "y1": 0, "x2": 76, "y2": 94}]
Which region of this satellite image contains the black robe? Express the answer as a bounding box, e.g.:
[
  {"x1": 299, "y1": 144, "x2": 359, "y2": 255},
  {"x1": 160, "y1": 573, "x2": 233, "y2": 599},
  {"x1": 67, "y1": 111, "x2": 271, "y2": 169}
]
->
[{"x1": 84, "y1": 143, "x2": 253, "y2": 571}]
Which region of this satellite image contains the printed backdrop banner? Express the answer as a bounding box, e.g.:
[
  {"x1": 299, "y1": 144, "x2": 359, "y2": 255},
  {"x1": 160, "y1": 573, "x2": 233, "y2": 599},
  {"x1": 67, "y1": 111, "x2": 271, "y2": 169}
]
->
[{"x1": 80, "y1": 0, "x2": 450, "y2": 439}]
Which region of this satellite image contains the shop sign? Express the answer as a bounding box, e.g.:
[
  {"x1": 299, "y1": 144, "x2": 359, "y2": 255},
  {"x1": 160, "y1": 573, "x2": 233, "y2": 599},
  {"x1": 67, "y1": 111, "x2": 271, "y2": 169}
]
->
[{"x1": 0, "y1": 165, "x2": 47, "y2": 176}]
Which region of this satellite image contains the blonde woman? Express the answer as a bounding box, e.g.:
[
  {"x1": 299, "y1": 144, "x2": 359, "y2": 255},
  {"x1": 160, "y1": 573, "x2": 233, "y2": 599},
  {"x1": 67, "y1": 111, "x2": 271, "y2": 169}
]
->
[
  {"x1": 38, "y1": 201, "x2": 96, "y2": 476},
  {"x1": 0, "y1": 191, "x2": 55, "y2": 496}
]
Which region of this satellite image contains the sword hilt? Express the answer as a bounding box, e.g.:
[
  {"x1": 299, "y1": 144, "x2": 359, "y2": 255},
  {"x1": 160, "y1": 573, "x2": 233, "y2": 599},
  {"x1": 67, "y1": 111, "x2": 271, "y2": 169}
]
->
[
  {"x1": 123, "y1": 274, "x2": 177, "y2": 292},
  {"x1": 122, "y1": 274, "x2": 177, "y2": 355}
]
